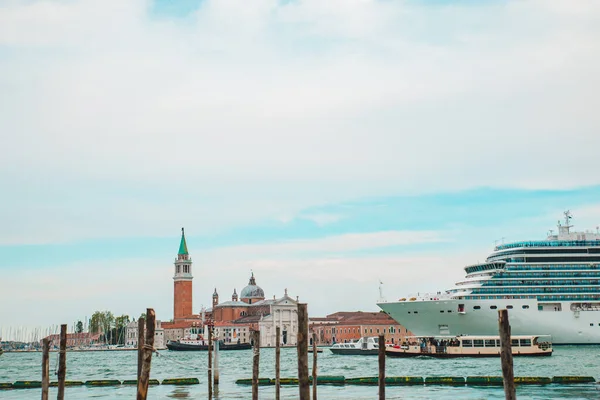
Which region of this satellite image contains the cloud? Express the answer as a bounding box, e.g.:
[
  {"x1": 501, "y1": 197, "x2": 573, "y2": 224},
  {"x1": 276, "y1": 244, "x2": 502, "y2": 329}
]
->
[{"x1": 0, "y1": 1, "x2": 599, "y2": 241}]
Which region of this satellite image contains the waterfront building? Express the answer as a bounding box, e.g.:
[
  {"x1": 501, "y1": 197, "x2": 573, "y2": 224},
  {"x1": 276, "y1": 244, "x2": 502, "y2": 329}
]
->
[
  {"x1": 41, "y1": 332, "x2": 101, "y2": 348},
  {"x1": 310, "y1": 311, "x2": 412, "y2": 345},
  {"x1": 124, "y1": 320, "x2": 166, "y2": 349},
  {"x1": 212, "y1": 275, "x2": 300, "y2": 347}
]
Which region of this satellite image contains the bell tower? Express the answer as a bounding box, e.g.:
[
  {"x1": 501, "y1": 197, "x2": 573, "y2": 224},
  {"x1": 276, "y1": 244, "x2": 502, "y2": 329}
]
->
[
  {"x1": 212, "y1": 288, "x2": 219, "y2": 308},
  {"x1": 173, "y1": 227, "x2": 193, "y2": 321}
]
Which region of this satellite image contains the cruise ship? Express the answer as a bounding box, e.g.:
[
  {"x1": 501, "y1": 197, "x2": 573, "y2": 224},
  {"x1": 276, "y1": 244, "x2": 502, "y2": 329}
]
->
[{"x1": 377, "y1": 211, "x2": 600, "y2": 345}]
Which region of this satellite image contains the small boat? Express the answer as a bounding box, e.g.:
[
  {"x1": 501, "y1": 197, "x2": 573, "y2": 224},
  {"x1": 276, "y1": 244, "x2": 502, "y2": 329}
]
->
[
  {"x1": 330, "y1": 337, "x2": 381, "y2": 355},
  {"x1": 385, "y1": 334, "x2": 552, "y2": 358},
  {"x1": 166, "y1": 339, "x2": 251, "y2": 351}
]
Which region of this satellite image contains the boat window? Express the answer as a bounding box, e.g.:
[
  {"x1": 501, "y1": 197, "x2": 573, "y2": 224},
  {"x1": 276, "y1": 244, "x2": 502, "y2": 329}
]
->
[
  {"x1": 484, "y1": 339, "x2": 496, "y2": 347},
  {"x1": 490, "y1": 305, "x2": 497, "y2": 310},
  {"x1": 495, "y1": 340, "x2": 500, "y2": 347},
  {"x1": 519, "y1": 339, "x2": 531, "y2": 347},
  {"x1": 511, "y1": 339, "x2": 519, "y2": 347},
  {"x1": 462, "y1": 340, "x2": 473, "y2": 347},
  {"x1": 506, "y1": 305, "x2": 513, "y2": 309},
  {"x1": 473, "y1": 340, "x2": 484, "y2": 347},
  {"x1": 473, "y1": 306, "x2": 481, "y2": 310},
  {"x1": 522, "y1": 305, "x2": 529, "y2": 309}
]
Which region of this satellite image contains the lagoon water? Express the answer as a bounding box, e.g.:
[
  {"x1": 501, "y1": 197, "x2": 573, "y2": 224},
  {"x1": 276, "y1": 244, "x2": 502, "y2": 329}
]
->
[{"x1": 1, "y1": 346, "x2": 599, "y2": 399}]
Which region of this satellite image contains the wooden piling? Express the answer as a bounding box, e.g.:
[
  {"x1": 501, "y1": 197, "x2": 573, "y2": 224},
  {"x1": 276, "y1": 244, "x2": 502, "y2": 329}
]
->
[
  {"x1": 312, "y1": 331, "x2": 318, "y2": 400},
  {"x1": 378, "y1": 334, "x2": 385, "y2": 400},
  {"x1": 252, "y1": 330, "x2": 260, "y2": 400},
  {"x1": 275, "y1": 326, "x2": 281, "y2": 400},
  {"x1": 137, "y1": 317, "x2": 145, "y2": 381},
  {"x1": 208, "y1": 326, "x2": 213, "y2": 398},
  {"x1": 41, "y1": 338, "x2": 49, "y2": 400},
  {"x1": 498, "y1": 309, "x2": 516, "y2": 400},
  {"x1": 137, "y1": 308, "x2": 155, "y2": 400},
  {"x1": 214, "y1": 337, "x2": 220, "y2": 386},
  {"x1": 57, "y1": 324, "x2": 67, "y2": 400},
  {"x1": 297, "y1": 303, "x2": 309, "y2": 400}
]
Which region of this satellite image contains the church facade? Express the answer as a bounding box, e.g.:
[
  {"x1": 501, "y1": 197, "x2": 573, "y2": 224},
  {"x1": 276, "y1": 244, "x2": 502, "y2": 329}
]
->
[{"x1": 211, "y1": 274, "x2": 299, "y2": 347}]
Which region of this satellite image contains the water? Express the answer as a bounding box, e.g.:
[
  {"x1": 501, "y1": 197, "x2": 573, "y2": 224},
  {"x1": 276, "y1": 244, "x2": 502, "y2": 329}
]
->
[{"x1": 0, "y1": 346, "x2": 599, "y2": 399}]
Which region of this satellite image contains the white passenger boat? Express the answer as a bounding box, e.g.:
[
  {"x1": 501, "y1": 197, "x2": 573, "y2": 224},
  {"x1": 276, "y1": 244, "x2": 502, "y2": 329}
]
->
[
  {"x1": 385, "y1": 334, "x2": 552, "y2": 358},
  {"x1": 378, "y1": 212, "x2": 600, "y2": 344},
  {"x1": 330, "y1": 336, "x2": 381, "y2": 355}
]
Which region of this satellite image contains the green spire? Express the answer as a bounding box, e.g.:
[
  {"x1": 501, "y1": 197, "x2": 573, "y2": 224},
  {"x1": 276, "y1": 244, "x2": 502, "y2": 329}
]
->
[{"x1": 178, "y1": 227, "x2": 188, "y2": 255}]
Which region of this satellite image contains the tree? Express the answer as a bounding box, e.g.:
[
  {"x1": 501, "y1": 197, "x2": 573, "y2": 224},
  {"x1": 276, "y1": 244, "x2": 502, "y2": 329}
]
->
[
  {"x1": 114, "y1": 315, "x2": 130, "y2": 345},
  {"x1": 89, "y1": 311, "x2": 115, "y2": 343},
  {"x1": 75, "y1": 321, "x2": 84, "y2": 334}
]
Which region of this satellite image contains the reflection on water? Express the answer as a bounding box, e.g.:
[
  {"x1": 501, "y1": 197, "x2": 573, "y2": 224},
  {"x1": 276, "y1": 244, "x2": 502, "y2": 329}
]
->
[{"x1": 167, "y1": 387, "x2": 190, "y2": 398}]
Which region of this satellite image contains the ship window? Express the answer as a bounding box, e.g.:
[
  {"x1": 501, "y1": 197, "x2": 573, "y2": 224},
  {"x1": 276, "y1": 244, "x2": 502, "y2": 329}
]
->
[
  {"x1": 506, "y1": 305, "x2": 513, "y2": 309},
  {"x1": 519, "y1": 339, "x2": 531, "y2": 346},
  {"x1": 490, "y1": 305, "x2": 497, "y2": 309},
  {"x1": 511, "y1": 339, "x2": 520, "y2": 347},
  {"x1": 484, "y1": 339, "x2": 496, "y2": 347},
  {"x1": 522, "y1": 305, "x2": 530, "y2": 309},
  {"x1": 462, "y1": 340, "x2": 472, "y2": 347},
  {"x1": 473, "y1": 340, "x2": 484, "y2": 347},
  {"x1": 473, "y1": 306, "x2": 481, "y2": 310}
]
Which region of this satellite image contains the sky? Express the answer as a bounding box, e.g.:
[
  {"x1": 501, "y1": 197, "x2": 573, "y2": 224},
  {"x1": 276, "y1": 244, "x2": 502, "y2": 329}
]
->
[{"x1": 1, "y1": 0, "x2": 600, "y2": 340}]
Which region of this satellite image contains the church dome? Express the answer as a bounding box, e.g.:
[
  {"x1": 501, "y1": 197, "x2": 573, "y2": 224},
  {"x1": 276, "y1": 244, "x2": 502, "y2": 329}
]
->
[{"x1": 240, "y1": 273, "x2": 265, "y2": 299}]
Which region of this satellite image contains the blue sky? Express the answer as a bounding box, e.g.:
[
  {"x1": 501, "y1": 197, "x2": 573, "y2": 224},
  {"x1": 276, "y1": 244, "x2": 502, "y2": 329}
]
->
[{"x1": 1, "y1": 0, "x2": 600, "y2": 338}]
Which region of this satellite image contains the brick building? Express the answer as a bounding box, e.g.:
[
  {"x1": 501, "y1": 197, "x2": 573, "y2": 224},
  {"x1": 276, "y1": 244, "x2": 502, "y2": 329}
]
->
[{"x1": 310, "y1": 311, "x2": 412, "y2": 345}]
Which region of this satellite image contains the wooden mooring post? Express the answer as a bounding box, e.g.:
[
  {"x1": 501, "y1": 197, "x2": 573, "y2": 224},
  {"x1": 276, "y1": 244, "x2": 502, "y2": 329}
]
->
[
  {"x1": 214, "y1": 337, "x2": 220, "y2": 386},
  {"x1": 275, "y1": 326, "x2": 281, "y2": 400},
  {"x1": 252, "y1": 330, "x2": 260, "y2": 400},
  {"x1": 498, "y1": 309, "x2": 516, "y2": 400},
  {"x1": 312, "y1": 331, "x2": 318, "y2": 400},
  {"x1": 137, "y1": 317, "x2": 145, "y2": 381},
  {"x1": 297, "y1": 303, "x2": 309, "y2": 400},
  {"x1": 41, "y1": 337, "x2": 49, "y2": 400},
  {"x1": 378, "y1": 334, "x2": 385, "y2": 400},
  {"x1": 57, "y1": 324, "x2": 67, "y2": 400},
  {"x1": 137, "y1": 308, "x2": 155, "y2": 400},
  {"x1": 208, "y1": 326, "x2": 213, "y2": 398}
]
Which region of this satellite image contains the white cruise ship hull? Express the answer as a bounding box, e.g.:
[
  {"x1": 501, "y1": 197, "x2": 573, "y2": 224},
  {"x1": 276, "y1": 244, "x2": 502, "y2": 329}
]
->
[{"x1": 378, "y1": 299, "x2": 600, "y2": 345}]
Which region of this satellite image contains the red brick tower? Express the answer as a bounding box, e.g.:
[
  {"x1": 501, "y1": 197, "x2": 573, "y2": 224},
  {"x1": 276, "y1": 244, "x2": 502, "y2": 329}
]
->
[{"x1": 173, "y1": 227, "x2": 193, "y2": 321}]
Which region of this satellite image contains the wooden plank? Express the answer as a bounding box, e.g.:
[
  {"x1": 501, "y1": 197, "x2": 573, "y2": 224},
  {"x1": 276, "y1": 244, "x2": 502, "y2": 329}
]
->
[
  {"x1": 208, "y1": 326, "x2": 213, "y2": 398},
  {"x1": 57, "y1": 324, "x2": 67, "y2": 400},
  {"x1": 498, "y1": 309, "x2": 516, "y2": 400},
  {"x1": 297, "y1": 303, "x2": 309, "y2": 400},
  {"x1": 378, "y1": 334, "x2": 385, "y2": 400},
  {"x1": 252, "y1": 330, "x2": 260, "y2": 400},
  {"x1": 137, "y1": 309, "x2": 155, "y2": 400},
  {"x1": 41, "y1": 338, "x2": 49, "y2": 400},
  {"x1": 137, "y1": 317, "x2": 145, "y2": 381},
  {"x1": 275, "y1": 326, "x2": 281, "y2": 400},
  {"x1": 312, "y1": 332, "x2": 318, "y2": 400}
]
